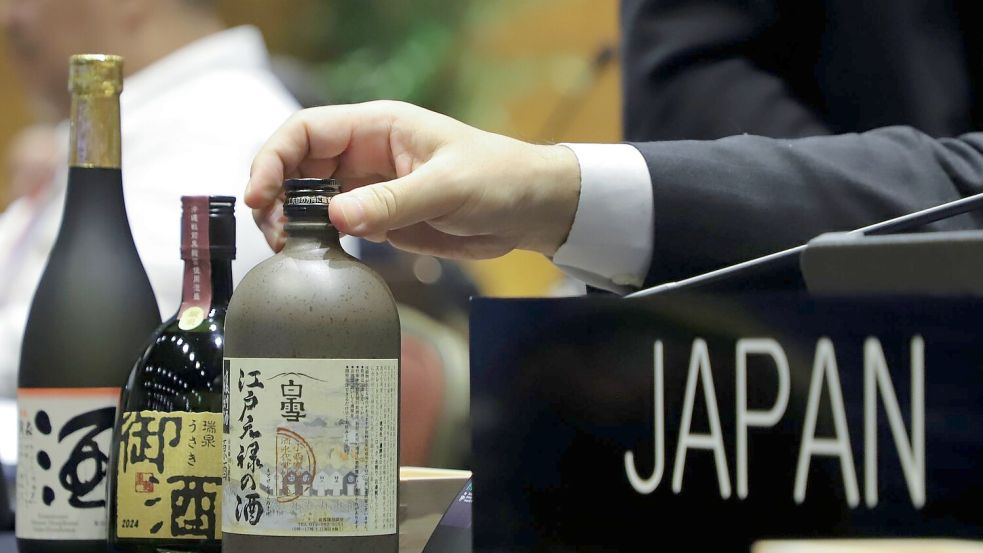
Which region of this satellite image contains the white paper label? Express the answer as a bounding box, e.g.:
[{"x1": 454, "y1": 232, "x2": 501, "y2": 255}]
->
[
  {"x1": 16, "y1": 387, "x2": 120, "y2": 540},
  {"x1": 223, "y1": 358, "x2": 399, "y2": 537}
]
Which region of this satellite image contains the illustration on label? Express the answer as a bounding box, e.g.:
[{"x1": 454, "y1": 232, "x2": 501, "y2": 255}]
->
[
  {"x1": 116, "y1": 410, "x2": 223, "y2": 540},
  {"x1": 16, "y1": 388, "x2": 119, "y2": 540},
  {"x1": 223, "y1": 358, "x2": 398, "y2": 537}
]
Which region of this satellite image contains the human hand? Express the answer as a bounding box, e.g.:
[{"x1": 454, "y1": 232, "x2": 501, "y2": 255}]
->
[{"x1": 245, "y1": 101, "x2": 581, "y2": 259}]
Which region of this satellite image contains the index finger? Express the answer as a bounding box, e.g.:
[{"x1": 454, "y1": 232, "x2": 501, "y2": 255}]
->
[
  {"x1": 245, "y1": 108, "x2": 337, "y2": 209},
  {"x1": 245, "y1": 102, "x2": 402, "y2": 210}
]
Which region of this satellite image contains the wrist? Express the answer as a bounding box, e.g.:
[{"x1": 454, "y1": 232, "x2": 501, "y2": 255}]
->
[{"x1": 519, "y1": 144, "x2": 581, "y2": 257}]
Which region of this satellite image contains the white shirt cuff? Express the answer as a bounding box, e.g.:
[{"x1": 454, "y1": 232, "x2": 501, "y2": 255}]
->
[{"x1": 552, "y1": 143, "x2": 654, "y2": 293}]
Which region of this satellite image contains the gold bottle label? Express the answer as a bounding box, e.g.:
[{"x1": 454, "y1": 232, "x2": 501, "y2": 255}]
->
[{"x1": 115, "y1": 410, "x2": 223, "y2": 540}]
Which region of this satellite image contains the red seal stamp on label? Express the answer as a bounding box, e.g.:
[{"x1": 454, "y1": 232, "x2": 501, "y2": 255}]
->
[{"x1": 135, "y1": 472, "x2": 156, "y2": 493}]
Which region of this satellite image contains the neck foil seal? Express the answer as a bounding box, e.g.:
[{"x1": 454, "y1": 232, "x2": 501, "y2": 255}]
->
[{"x1": 178, "y1": 195, "x2": 235, "y2": 329}]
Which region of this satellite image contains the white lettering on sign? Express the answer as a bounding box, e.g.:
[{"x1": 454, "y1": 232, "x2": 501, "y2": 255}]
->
[
  {"x1": 624, "y1": 341, "x2": 664, "y2": 494},
  {"x1": 736, "y1": 338, "x2": 790, "y2": 500},
  {"x1": 671, "y1": 339, "x2": 731, "y2": 499},
  {"x1": 864, "y1": 336, "x2": 924, "y2": 508},
  {"x1": 794, "y1": 338, "x2": 860, "y2": 507},
  {"x1": 623, "y1": 336, "x2": 926, "y2": 510}
]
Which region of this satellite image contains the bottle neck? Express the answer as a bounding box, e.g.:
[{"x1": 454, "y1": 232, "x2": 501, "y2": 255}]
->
[
  {"x1": 283, "y1": 222, "x2": 343, "y2": 252},
  {"x1": 178, "y1": 254, "x2": 233, "y2": 324},
  {"x1": 62, "y1": 166, "x2": 127, "y2": 232},
  {"x1": 196, "y1": 256, "x2": 234, "y2": 307},
  {"x1": 61, "y1": 88, "x2": 127, "y2": 238},
  {"x1": 69, "y1": 92, "x2": 121, "y2": 169}
]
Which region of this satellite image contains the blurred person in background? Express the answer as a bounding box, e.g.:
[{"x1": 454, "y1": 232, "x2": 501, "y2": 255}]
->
[
  {"x1": 2, "y1": 125, "x2": 60, "y2": 202},
  {"x1": 0, "y1": 0, "x2": 300, "y2": 397},
  {"x1": 0, "y1": 1, "x2": 473, "y2": 469}
]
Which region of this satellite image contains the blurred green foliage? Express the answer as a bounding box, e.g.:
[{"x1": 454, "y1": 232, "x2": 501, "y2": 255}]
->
[{"x1": 274, "y1": 0, "x2": 523, "y2": 122}]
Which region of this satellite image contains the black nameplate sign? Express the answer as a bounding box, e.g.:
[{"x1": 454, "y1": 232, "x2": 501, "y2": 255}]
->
[{"x1": 470, "y1": 293, "x2": 983, "y2": 551}]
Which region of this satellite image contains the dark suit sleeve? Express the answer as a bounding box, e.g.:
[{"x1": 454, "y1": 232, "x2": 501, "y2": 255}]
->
[
  {"x1": 635, "y1": 127, "x2": 983, "y2": 286},
  {"x1": 621, "y1": 0, "x2": 830, "y2": 141}
]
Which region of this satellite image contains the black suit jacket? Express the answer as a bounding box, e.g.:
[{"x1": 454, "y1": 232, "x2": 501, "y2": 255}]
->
[{"x1": 620, "y1": 0, "x2": 983, "y2": 286}]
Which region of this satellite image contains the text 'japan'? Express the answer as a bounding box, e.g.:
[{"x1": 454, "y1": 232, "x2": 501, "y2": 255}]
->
[{"x1": 624, "y1": 337, "x2": 925, "y2": 509}]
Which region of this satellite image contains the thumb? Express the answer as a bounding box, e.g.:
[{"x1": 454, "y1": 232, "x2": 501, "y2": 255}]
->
[{"x1": 329, "y1": 167, "x2": 459, "y2": 236}]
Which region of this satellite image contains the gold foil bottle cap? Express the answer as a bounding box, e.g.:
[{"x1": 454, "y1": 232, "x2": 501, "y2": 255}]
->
[
  {"x1": 69, "y1": 54, "x2": 123, "y2": 96},
  {"x1": 69, "y1": 54, "x2": 123, "y2": 168}
]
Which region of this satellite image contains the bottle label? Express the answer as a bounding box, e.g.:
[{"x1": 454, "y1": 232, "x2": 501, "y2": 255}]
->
[
  {"x1": 115, "y1": 410, "x2": 224, "y2": 540},
  {"x1": 16, "y1": 387, "x2": 120, "y2": 540},
  {"x1": 178, "y1": 196, "x2": 211, "y2": 331},
  {"x1": 222, "y1": 358, "x2": 399, "y2": 537}
]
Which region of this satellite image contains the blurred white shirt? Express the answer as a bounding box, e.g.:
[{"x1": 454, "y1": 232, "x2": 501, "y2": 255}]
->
[{"x1": 0, "y1": 25, "x2": 318, "y2": 400}]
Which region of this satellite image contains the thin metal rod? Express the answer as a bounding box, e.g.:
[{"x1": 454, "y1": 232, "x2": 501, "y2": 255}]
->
[
  {"x1": 860, "y1": 192, "x2": 983, "y2": 236},
  {"x1": 627, "y1": 191, "x2": 983, "y2": 299}
]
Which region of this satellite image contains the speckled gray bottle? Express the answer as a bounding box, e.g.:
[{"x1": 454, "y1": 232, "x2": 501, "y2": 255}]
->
[{"x1": 223, "y1": 179, "x2": 400, "y2": 553}]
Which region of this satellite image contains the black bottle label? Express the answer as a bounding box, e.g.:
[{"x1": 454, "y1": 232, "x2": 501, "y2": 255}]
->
[
  {"x1": 115, "y1": 410, "x2": 223, "y2": 540},
  {"x1": 15, "y1": 387, "x2": 119, "y2": 540},
  {"x1": 222, "y1": 358, "x2": 398, "y2": 537}
]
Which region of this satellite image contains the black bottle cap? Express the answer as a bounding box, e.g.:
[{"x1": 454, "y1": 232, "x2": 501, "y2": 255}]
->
[
  {"x1": 284, "y1": 178, "x2": 342, "y2": 222},
  {"x1": 208, "y1": 196, "x2": 236, "y2": 259}
]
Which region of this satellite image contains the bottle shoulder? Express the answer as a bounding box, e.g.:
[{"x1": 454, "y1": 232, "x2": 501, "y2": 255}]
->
[
  {"x1": 122, "y1": 313, "x2": 225, "y2": 412},
  {"x1": 19, "y1": 247, "x2": 160, "y2": 387},
  {"x1": 135, "y1": 312, "x2": 226, "y2": 366},
  {"x1": 232, "y1": 250, "x2": 397, "y2": 308},
  {"x1": 225, "y1": 251, "x2": 400, "y2": 359}
]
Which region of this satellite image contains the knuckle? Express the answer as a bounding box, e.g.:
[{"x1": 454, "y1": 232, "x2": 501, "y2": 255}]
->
[
  {"x1": 380, "y1": 99, "x2": 408, "y2": 111},
  {"x1": 286, "y1": 106, "x2": 326, "y2": 128},
  {"x1": 371, "y1": 99, "x2": 419, "y2": 119},
  {"x1": 365, "y1": 99, "x2": 399, "y2": 113},
  {"x1": 366, "y1": 184, "x2": 400, "y2": 224},
  {"x1": 284, "y1": 109, "x2": 306, "y2": 127}
]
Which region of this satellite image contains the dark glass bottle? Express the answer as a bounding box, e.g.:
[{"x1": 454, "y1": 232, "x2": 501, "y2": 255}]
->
[
  {"x1": 223, "y1": 179, "x2": 400, "y2": 553},
  {"x1": 16, "y1": 55, "x2": 161, "y2": 553},
  {"x1": 108, "y1": 196, "x2": 237, "y2": 553}
]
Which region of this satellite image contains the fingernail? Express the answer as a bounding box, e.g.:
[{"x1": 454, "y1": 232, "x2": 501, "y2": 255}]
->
[{"x1": 334, "y1": 195, "x2": 366, "y2": 233}]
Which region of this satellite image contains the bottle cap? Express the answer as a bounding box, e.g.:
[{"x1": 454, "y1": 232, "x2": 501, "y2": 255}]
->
[
  {"x1": 208, "y1": 196, "x2": 237, "y2": 258},
  {"x1": 69, "y1": 54, "x2": 123, "y2": 96},
  {"x1": 283, "y1": 178, "x2": 342, "y2": 221}
]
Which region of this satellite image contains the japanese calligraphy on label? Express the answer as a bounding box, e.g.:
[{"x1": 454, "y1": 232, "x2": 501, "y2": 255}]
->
[
  {"x1": 16, "y1": 387, "x2": 119, "y2": 540},
  {"x1": 115, "y1": 410, "x2": 223, "y2": 540},
  {"x1": 223, "y1": 358, "x2": 399, "y2": 537}
]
